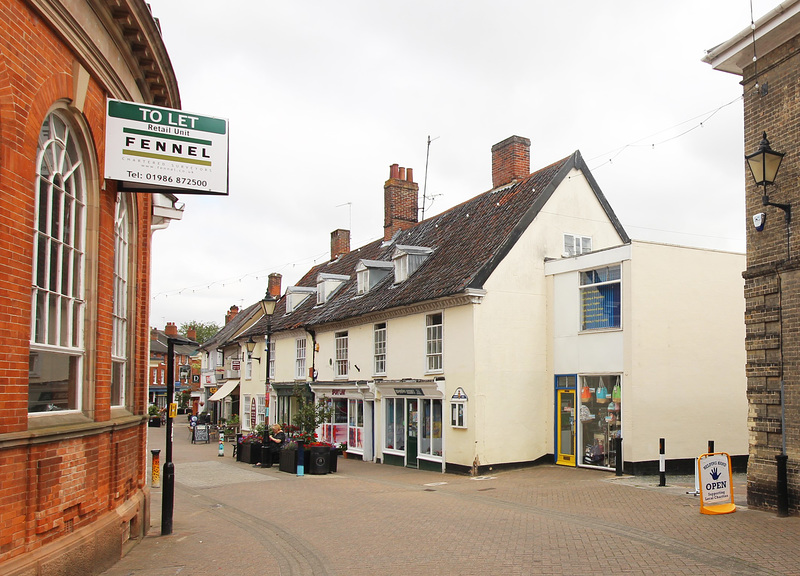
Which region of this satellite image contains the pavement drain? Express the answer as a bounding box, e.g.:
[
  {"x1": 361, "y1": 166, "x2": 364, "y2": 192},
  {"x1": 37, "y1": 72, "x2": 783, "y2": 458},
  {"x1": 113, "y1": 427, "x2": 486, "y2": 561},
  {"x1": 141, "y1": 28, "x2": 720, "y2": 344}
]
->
[{"x1": 471, "y1": 476, "x2": 497, "y2": 481}]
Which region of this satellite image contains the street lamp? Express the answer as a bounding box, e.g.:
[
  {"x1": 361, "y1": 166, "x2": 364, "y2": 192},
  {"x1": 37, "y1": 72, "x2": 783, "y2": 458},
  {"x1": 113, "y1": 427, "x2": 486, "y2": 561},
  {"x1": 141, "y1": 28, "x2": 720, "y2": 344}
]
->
[
  {"x1": 260, "y1": 292, "x2": 278, "y2": 467},
  {"x1": 245, "y1": 336, "x2": 259, "y2": 362},
  {"x1": 746, "y1": 131, "x2": 789, "y2": 222}
]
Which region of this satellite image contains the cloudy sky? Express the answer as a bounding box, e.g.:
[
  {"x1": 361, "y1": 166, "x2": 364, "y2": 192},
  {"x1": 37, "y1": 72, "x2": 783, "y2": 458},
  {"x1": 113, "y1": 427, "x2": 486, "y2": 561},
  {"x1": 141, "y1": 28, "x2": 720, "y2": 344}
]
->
[{"x1": 146, "y1": 1, "x2": 776, "y2": 330}]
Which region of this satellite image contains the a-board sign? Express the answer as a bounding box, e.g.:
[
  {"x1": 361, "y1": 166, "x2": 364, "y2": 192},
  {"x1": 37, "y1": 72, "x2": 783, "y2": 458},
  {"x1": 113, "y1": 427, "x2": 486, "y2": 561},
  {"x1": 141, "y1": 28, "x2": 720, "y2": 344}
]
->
[
  {"x1": 105, "y1": 99, "x2": 229, "y2": 195},
  {"x1": 698, "y1": 452, "x2": 736, "y2": 515},
  {"x1": 193, "y1": 425, "x2": 209, "y2": 444}
]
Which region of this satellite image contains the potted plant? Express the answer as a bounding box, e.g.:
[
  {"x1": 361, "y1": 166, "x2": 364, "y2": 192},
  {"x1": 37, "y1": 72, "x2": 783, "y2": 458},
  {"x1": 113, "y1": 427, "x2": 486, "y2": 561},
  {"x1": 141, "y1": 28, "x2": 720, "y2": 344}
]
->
[
  {"x1": 147, "y1": 404, "x2": 161, "y2": 427},
  {"x1": 238, "y1": 428, "x2": 263, "y2": 465},
  {"x1": 290, "y1": 386, "x2": 333, "y2": 475}
]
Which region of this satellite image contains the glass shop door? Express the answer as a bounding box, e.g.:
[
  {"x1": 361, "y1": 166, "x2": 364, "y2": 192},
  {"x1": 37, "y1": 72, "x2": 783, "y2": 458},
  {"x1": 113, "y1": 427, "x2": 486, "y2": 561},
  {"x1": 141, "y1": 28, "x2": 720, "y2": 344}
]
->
[
  {"x1": 406, "y1": 399, "x2": 418, "y2": 468},
  {"x1": 556, "y1": 389, "x2": 576, "y2": 466}
]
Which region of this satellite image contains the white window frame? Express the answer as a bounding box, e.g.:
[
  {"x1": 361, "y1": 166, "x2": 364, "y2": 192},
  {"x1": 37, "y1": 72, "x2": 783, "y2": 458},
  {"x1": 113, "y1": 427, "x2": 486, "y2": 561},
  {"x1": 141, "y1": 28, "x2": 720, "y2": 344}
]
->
[
  {"x1": 451, "y1": 401, "x2": 467, "y2": 428},
  {"x1": 257, "y1": 394, "x2": 266, "y2": 426},
  {"x1": 111, "y1": 193, "x2": 130, "y2": 408},
  {"x1": 295, "y1": 338, "x2": 306, "y2": 380},
  {"x1": 374, "y1": 322, "x2": 387, "y2": 375},
  {"x1": 425, "y1": 312, "x2": 443, "y2": 373},
  {"x1": 580, "y1": 264, "x2": 622, "y2": 331},
  {"x1": 335, "y1": 331, "x2": 348, "y2": 378},
  {"x1": 563, "y1": 233, "x2": 592, "y2": 257},
  {"x1": 243, "y1": 394, "x2": 251, "y2": 430},
  {"x1": 29, "y1": 110, "x2": 87, "y2": 414},
  {"x1": 357, "y1": 268, "x2": 369, "y2": 295},
  {"x1": 268, "y1": 339, "x2": 275, "y2": 380},
  {"x1": 419, "y1": 398, "x2": 443, "y2": 458},
  {"x1": 245, "y1": 355, "x2": 253, "y2": 380}
]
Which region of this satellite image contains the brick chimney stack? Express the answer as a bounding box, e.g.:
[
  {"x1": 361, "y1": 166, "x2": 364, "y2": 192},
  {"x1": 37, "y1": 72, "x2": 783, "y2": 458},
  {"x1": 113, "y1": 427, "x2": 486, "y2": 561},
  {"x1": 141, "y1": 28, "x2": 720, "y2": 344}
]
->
[
  {"x1": 186, "y1": 327, "x2": 197, "y2": 342},
  {"x1": 330, "y1": 229, "x2": 350, "y2": 261},
  {"x1": 491, "y1": 135, "x2": 531, "y2": 188},
  {"x1": 225, "y1": 305, "x2": 239, "y2": 325},
  {"x1": 268, "y1": 273, "x2": 282, "y2": 298},
  {"x1": 165, "y1": 322, "x2": 178, "y2": 337},
  {"x1": 384, "y1": 164, "x2": 419, "y2": 241}
]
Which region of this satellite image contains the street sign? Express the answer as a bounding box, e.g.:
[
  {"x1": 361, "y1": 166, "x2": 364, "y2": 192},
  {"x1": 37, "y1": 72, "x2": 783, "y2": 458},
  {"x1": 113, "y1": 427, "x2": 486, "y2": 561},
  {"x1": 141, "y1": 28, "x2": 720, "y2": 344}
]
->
[
  {"x1": 105, "y1": 99, "x2": 229, "y2": 195},
  {"x1": 698, "y1": 452, "x2": 736, "y2": 515}
]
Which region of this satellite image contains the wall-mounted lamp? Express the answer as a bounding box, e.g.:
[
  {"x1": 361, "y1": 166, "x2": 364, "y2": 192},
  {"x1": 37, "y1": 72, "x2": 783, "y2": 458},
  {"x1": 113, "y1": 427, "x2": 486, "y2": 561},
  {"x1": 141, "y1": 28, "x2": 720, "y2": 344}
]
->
[
  {"x1": 245, "y1": 336, "x2": 259, "y2": 362},
  {"x1": 746, "y1": 131, "x2": 789, "y2": 223}
]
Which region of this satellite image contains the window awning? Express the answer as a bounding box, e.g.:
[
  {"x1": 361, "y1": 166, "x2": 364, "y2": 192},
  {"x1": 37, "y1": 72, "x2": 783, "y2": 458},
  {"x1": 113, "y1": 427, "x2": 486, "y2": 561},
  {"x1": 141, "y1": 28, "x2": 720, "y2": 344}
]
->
[{"x1": 208, "y1": 380, "x2": 239, "y2": 401}]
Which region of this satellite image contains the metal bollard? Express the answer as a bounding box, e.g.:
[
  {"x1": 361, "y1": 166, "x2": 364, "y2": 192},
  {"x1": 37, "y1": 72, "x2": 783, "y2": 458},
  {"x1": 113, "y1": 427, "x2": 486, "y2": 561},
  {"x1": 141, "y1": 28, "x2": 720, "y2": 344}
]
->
[
  {"x1": 151, "y1": 449, "x2": 161, "y2": 488},
  {"x1": 297, "y1": 440, "x2": 305, "y2": 477},
  {"x1": 708, "y1": 440, "x2": 714, "y2": 454},
  {"x1": 614, "y1": 437, "x2": 623, "y2": 476},
  {"x1": 218, "y1": 432, "x2": 225, "y2": 457},
  {"x1": 659, "y1": 438, "x2": 666, "y2": 487}
]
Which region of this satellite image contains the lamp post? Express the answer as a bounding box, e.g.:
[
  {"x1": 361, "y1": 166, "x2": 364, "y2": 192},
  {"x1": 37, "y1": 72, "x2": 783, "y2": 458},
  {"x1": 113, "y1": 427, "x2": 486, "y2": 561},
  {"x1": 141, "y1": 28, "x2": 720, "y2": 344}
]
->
[
  {"x1": 746, "y1": 131, "x2": 790, "y2": 517},
  {"x1": 259, "y1": 293, "x2": 278, "y2": 467}
]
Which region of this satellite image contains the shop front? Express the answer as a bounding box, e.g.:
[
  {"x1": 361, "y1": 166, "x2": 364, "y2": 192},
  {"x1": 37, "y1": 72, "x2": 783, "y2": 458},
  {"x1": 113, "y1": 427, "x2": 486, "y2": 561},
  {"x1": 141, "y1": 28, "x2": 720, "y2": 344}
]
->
[
  {"x1": 378, "y1": 381, "x2": 444, "y2": 472},
  {"x1": 555, "y1": 374, "x2": 621, "y2": 470},
  {"x1": 311, "y1": 382, "x2": 374, "y2": 461}
]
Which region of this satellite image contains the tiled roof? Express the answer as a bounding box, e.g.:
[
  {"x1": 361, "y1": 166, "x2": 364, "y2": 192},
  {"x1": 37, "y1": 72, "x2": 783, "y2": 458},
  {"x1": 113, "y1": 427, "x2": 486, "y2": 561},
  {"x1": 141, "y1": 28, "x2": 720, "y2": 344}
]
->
[
  {"x1": 198, "y1": 302, "x2": 261, "y2": 351},
  {"x1": 244, "y1": 150, "x2": 627, "y2": 337}
]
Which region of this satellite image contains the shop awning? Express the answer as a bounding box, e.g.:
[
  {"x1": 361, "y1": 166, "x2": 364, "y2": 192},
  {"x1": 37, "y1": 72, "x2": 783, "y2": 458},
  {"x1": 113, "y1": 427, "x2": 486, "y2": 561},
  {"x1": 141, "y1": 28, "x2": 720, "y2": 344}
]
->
[{"x1": 208, "y1": 380, "x2": 239, "y2": 401}]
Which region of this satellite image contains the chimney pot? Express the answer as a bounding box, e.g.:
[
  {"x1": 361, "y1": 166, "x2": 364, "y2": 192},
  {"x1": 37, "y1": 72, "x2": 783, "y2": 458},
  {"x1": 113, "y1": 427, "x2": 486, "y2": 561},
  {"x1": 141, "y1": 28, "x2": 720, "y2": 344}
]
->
[{"x1": 165, "y1": 322, "x2": 178, "y2": 337}]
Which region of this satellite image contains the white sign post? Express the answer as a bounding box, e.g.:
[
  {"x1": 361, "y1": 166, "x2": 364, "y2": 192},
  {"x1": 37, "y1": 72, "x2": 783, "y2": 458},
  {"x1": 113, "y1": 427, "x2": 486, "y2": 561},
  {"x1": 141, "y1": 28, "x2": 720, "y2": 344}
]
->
[
  {"x1": 105, "y1": 99, "x2": 229, "y2": 195},
  {"x1": 698, "y1": 452, "x2": 736, "y2": 515}
]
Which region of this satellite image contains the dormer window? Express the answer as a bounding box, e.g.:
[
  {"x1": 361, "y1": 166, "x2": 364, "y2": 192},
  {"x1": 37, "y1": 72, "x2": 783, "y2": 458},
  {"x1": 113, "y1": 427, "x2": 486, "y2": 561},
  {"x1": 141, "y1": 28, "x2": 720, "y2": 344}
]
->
[
  {"x1": 356, "y1": 260, "x2": 393, "y2": 294},
  {"x1": 392, "y1": 245, "x2": 433, "y2": 283},
  {"x1": 563, "y1": 234, "x2": 592, "y2": 257},
  {"x1": 316, "y1": 273, "x2": 349, "y2": 304},
  {"x1": 286, "y1": 286, "x2": 316, "y2": 313}
]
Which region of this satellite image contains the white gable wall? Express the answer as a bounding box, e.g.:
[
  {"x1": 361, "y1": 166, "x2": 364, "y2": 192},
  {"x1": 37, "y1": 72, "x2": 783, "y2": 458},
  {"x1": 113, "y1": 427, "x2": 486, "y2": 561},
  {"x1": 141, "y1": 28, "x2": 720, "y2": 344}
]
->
[{"x1": 474, "y1": 168, "x2": 626, "y2": 466}]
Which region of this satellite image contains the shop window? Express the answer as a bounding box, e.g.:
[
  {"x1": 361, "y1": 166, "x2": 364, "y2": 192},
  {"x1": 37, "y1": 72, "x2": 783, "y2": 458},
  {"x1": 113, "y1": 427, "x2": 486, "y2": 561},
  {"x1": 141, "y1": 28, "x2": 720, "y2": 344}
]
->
[
  {"x1": 276, "y1": 395, "x2": 291, "y2": 426},
  {"x1": 257, "y1": 394, "x2": 266, "y2": 426},
  {"x1": 295, "y1": 338, "x2": 306, "y2": 379},
  {"x1": 450, "y1": 401, "x2": 466, "y2": 428},
  {"x1": 348, "y1": 398, "x2": 364, "y2": 450},
  {"x1": 321, "y1": 398, "x2": 348, "y2": 444},
  {"x1": 578, "y1": 375, "x2": 621, "y2": 469},
  {"x1": 580, "y1": 265, "x2": 621, "y2": 331},
  {"x1": 111, "y1": 194, "x2": 130, "y2": 408},
  {"x1": 374, "y1": 323, "x2": 386, "y2": 375},
  {"x1": 29, "y1": 110, "x2": 87, "y2": 413},
  {"x1": 335, "y1": 331, "x2": 348, "y2": 378},
  {"x1": 385, "y1": 398, "x2": 405, "y2": 451},
  {"x1": 426, "y1": 313, "x2": 443, "y2": 372},
  {"x1": 419, "y1": 399, "x2": 443, "y2": 457}
]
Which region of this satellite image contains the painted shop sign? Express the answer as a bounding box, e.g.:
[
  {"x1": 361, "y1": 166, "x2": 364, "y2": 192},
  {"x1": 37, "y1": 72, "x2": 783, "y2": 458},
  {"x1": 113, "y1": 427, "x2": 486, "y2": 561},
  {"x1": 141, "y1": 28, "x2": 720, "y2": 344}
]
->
[
  {"x1": 698, "y1": 452, "x2": 736, "y2": 515},
  {"x1": 394, "y1": 388, "x2": 424, "y2": 396},
  {"x1": 105, "y1": 99, "x2": 229, "y2": 195}
]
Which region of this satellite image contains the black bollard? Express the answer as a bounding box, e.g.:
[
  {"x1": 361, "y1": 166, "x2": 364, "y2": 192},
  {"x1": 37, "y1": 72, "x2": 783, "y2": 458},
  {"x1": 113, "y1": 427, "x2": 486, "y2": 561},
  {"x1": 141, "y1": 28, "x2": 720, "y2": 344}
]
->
[
  {"x1": 615, "y1": 437, "x2": 623, "y2": 476},
  {"x1": 659, "y1": 438, "x2": 666, "y2": 487},
  {"x1": 776, "y1": 454, "x2": 789, "y2": 517},
  {"x1": 708, "y1": 440, "x2": 714, "y2": 454}
]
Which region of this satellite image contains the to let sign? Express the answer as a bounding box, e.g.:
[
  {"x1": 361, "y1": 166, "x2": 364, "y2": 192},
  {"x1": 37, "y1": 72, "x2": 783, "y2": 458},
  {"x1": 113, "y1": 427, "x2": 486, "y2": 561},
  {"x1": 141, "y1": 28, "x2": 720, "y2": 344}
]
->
[{"x1": 105, "y1": 99, "x2": 229, "y2": 195}]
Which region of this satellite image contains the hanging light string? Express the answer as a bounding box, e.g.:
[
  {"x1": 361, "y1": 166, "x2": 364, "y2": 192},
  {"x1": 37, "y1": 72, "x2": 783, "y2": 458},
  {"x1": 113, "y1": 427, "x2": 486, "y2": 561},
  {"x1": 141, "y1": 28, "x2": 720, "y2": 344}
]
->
[{"x1": 586, "y1": 95, "x2": 743, "y2": 172}]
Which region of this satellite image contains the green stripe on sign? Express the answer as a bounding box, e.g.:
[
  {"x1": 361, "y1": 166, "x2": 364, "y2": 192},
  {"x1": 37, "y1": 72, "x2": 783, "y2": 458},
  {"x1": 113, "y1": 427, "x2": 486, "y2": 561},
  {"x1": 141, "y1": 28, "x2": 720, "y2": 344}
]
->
[
  {"x1": 122, "y1": 149, "x2": 213, "y2": 166},
  {"x1": 109, "y1": 100, "x2": 227, "y2": 135},
  {"x1": 123, "y1": 127, "x2": 212, "y2": 145}
]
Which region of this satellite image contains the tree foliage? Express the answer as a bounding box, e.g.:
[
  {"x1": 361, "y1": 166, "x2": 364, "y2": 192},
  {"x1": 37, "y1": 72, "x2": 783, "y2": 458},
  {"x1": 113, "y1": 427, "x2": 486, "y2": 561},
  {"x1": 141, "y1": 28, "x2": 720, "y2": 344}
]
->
[{"x1": 179, "y1": 320, "x2": 220, "y2": 344}]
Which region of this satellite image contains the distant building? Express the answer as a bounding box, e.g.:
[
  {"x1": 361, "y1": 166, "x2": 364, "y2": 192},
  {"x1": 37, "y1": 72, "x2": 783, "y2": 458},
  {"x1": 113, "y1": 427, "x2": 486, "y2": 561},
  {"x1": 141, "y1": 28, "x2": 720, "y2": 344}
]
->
[
  {"x1": 241, "y1": 135, "x2": 746, "y2": 475},
  {"x1": 704, "y1": 0, "x2": 800, "y2": 514},
  {"x1": 0, "y1": 1, "x2": 182, "y2": 574}
]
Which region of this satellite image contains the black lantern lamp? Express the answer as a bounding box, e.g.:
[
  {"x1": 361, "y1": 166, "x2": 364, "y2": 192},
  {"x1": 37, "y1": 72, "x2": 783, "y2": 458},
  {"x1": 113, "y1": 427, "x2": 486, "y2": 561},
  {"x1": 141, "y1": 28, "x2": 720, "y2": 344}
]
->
[
  {"x1": 746, "y1": 131, "x2": 789, "y2": 222},
  {"x1": 245, "y1": 336, "x2": 259, "y2": 362}
]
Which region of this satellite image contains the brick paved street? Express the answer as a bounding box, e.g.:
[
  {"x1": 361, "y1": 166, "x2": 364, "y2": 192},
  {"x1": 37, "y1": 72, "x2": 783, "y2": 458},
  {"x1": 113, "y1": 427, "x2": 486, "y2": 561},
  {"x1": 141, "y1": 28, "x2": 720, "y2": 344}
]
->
[{"x1": 100, "y1": 428, "x2": 800, "y2": 576}]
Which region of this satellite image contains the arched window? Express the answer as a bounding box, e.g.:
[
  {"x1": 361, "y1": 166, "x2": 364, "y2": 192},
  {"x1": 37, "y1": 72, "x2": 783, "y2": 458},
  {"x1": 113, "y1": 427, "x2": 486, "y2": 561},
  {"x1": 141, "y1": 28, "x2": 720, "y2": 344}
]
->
[
  {"x1": 112, "y1": 194, "x2": 130, "y2": 407},
  {"x1": 29, "y1": 110, "x2": 87, "y2": 413}
]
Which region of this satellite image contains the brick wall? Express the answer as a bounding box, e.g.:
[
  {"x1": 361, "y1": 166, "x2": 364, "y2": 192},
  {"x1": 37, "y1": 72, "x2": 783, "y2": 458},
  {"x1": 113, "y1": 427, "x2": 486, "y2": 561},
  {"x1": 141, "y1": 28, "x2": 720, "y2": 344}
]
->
[
  {"x1": 0, "y1": 0, "x2": 157, "y2": 570},
  {"x1": 742, "y1": 35, "x2": 800, "y2": 513}
]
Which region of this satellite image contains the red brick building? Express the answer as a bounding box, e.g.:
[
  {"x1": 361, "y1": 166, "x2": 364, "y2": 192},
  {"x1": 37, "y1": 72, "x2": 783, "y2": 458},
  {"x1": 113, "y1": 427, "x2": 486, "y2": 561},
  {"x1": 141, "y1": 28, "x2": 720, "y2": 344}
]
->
[
  {"x1": 0, "y1": 1, "x2": 182, "y2": 573},
  {"x1": 704, "y1": 2, "x2": 800, "y2": 514}
]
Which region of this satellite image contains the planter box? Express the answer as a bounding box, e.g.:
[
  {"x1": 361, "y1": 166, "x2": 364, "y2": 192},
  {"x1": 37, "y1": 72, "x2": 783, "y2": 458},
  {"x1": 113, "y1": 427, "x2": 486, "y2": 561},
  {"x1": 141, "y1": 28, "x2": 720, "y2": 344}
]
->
[
  {"x1": 279, "y1": 449, "x2": 297, "y2": 473},
  {"x1": 239, "y1": 442, "x2": 263, "y2": 465}
]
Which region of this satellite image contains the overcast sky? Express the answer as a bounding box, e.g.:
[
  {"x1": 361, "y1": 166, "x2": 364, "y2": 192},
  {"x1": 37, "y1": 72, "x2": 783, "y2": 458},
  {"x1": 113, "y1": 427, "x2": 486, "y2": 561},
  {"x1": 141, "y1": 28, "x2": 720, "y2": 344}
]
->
[{"x1": 145, "y1": 1, "x2": 776, "y2": 330}]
